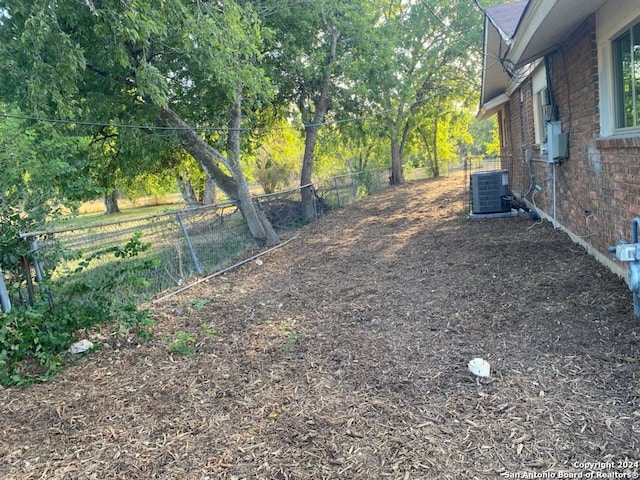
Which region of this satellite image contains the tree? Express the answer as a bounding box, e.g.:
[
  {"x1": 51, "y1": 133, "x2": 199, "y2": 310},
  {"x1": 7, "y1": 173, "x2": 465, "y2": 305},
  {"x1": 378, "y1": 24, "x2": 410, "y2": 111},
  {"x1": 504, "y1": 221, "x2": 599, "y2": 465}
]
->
[
  {"x1": 173, "y1": 152, "x2": 217, "y2": 207},
  {"x1": 0, "y1": 0, "x2": 279, "y2": 245},
  {"x1": 350, "y1": 0, "x2": 484, "y2": 184},
  {"x1": 248, "y1": 119, "x2": 303, "y2": 194},
  {"x1": 257, "y1": 0, "x2": 378, "y2": 220},
  {"x1": 0, "y1": 107, "x2": 97, "y2": 280},
  {"x1": 411, "y1": 96, "x2": 475, "y2": 177},
  {"x1": 468, "y1": 117, "x2": 500, "y2": 157}
]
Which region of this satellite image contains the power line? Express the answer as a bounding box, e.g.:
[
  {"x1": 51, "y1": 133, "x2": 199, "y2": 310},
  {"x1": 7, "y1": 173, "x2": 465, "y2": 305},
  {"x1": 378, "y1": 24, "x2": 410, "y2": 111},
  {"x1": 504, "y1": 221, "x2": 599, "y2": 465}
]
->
[
  {"x1": 466, "y1": 0, "x2": 530, "y2": 82},
  {"x1": 420, "y1": 0, "x2": 502, "y2": 64},
  {"x1": 0, "y1": 112, "x2": 229, "y2": 133},
  {"x1": 0, "y1": 1, "x2": 493, "y2": 135},
  {"x1": 422, "y1": 0, "x2": 525, "y2": 85},
  {"x1": 470, "y1": 0, "x2": 485, "y2": 13},
  {"x1": 0, "y1": 111, "x2": 324, "y2": 133},
  {"x1": 0, "y1": 84, "x2": 467, "y2": 136}
]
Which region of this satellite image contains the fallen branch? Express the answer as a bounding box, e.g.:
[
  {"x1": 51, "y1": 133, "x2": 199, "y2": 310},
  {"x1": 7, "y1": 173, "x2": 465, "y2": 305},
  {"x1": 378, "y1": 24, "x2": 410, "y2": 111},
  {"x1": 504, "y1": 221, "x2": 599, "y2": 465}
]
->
[{"x1": 152, "y1": 234, "x2": 299, "y2": 304}]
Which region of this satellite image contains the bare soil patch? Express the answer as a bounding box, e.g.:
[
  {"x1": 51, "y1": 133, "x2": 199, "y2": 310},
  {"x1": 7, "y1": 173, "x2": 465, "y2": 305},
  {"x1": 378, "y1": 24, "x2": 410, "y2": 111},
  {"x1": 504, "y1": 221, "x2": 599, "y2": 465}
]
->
[{"x1": 1, "y1": 172, "x2": 639, "y2": 479}]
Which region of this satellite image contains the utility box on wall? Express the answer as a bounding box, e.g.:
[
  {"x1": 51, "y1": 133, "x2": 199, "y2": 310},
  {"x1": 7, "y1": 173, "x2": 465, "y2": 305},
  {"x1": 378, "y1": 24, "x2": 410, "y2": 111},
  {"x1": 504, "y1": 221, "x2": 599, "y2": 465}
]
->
[
  {"x1": 547, "y1": 121, "x2": 568, "y2": 163},
  {"x1": 470, "y1": 170, "x2": 511, "y2": 214}
]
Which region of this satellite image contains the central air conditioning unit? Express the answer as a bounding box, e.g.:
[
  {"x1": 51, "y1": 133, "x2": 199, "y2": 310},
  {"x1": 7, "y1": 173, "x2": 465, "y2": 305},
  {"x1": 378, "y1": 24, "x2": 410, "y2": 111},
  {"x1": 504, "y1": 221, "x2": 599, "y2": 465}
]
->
[{"x1": 470, "y1": 169, "x2": 511, "y2": 214}]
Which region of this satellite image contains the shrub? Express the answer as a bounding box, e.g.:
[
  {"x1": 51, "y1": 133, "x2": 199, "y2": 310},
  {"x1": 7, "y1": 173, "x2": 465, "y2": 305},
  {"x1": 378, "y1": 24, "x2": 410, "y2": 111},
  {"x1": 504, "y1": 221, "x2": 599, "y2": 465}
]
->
[{"x1": 0, "y1": 231, "x2": 157, "y2": 386}]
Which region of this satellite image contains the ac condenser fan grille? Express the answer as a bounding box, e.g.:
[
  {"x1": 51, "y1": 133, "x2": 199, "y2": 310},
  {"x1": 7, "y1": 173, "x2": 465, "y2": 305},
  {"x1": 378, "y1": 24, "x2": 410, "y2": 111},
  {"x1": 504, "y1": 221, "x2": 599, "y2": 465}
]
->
[{"x1": 470, "y1": 170, "x2": 511, "y2": 214}]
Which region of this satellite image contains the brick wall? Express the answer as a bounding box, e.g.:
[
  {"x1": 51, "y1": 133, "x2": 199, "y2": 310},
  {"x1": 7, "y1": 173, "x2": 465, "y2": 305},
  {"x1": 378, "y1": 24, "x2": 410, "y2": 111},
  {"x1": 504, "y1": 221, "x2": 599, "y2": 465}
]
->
[{"x1": 500, "y1": 14, "x2": 640, "y2": 274}]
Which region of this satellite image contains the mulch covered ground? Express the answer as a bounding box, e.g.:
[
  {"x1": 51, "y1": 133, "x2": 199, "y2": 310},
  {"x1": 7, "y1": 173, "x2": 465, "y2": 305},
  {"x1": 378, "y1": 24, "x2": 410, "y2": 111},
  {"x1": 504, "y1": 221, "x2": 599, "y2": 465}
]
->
[{"x1": 1, "y1": 172, "x2": 639, "y2": 480}]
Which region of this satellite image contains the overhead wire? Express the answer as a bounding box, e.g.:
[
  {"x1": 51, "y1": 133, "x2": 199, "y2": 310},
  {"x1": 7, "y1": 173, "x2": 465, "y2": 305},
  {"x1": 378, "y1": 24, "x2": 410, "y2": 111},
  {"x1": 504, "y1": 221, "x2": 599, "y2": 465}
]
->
[
  {"x1": 420, "y1": 0, "x2": 486, "y2": 59},
  {"x1": 465, "y1": 0, "x2": 530, "y2": 83},
  {"x1": 0, "y1": 112, "x2": 229, "y2": 132},
  {"x1": 0, "y1": 82, "x2": 465, "y2": 135},
  {"x1": 420, "y1": 0, "x2": 509, "y2": 70},
  {"x1": 418, "y1": 0, "x2": 532, "y2": 115},
  {"x1": 0, "y1": 0, "x2": 496, "y2": 135}
]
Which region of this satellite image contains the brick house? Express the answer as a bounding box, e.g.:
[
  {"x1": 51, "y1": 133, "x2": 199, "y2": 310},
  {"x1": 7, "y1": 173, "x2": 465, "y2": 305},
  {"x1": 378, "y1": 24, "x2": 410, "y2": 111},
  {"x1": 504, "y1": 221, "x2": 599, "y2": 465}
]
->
[{"x1": 478, "y1": 0, "x2": 640, "y2": 279}]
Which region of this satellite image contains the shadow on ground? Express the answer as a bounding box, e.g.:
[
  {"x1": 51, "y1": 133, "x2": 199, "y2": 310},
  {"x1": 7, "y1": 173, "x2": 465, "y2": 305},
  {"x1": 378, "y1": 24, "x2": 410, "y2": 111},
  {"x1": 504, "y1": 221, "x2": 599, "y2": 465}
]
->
[{"x1": 1, "y1": 172, "x2": 638, "y2": 480}]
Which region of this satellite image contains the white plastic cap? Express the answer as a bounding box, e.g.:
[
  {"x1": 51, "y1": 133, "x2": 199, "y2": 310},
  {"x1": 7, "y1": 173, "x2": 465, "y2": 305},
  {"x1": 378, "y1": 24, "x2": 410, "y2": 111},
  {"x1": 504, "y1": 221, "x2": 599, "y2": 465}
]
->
[{"x1": 468, "y1": 357, "x2": 491, "y2": 377}]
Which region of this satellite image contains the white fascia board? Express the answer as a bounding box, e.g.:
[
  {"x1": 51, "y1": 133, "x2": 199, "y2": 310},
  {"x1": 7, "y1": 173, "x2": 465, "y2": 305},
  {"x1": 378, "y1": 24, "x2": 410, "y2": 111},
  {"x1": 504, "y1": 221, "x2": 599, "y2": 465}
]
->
[
  {"x1": 477, "y1": 93, "x2": 510, "y2": 121},
  {"x1": 506, "y1": 0, "x2": 552, "y2": 67},
  {"x1": 480, "y1": 17, "x2": 491, "y2": 106},
  {"x1": 480, "y1": 17, "x2": 512, "y2": 107}
]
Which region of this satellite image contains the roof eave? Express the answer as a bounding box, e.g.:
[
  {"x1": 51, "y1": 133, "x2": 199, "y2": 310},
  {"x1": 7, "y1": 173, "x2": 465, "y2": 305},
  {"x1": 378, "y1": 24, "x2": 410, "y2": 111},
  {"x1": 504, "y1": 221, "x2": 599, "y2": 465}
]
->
[
  {"x1": 506, "y1": 0, "x2": 554, "y2": 68},
  {"x1": 477, "y1": 93, "x2": 510, "y2": 121},
  {"x1": 506, "y1": 0, "x2": 608, "y2": 68},
  {"x1": 478, "y1": 13, "x2": 519, "y2": 119}
]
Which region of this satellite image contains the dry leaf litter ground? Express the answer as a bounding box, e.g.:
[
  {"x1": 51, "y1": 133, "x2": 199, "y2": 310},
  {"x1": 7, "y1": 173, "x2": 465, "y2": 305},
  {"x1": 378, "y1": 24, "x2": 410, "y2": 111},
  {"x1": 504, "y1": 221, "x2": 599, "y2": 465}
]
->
[{"x1": 1, "y1": 171, "x2": 639, "y2": 480}]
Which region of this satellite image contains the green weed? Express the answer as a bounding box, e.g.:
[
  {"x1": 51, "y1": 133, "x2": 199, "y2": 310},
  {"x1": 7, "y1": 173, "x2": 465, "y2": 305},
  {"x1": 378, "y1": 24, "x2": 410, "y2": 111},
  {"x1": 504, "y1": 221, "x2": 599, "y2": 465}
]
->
[
  {"x1": 192, "y1": 299, "x2": 210, "y2": 311},
  {"x1": 276, "y1": 318, "x2": 303, "y2": 357},
  {"x1": 200, "y1": 322, "x2": 218, "y2": 339},
  {"x1": 168, "y1": 331, "x2": 196, "y2": 356}
]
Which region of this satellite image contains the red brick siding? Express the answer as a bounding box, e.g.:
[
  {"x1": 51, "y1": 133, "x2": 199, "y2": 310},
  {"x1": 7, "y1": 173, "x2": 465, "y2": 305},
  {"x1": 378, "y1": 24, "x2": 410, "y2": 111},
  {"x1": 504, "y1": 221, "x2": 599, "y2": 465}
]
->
[{"x1": 500, "y1": 14, "x2": 640, "y2": 261}]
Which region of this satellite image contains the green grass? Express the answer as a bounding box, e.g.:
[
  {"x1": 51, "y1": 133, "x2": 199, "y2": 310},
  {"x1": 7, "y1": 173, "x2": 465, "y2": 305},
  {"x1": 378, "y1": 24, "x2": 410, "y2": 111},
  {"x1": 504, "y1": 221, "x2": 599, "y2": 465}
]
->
[{"x1": 54, "y1": 204, "x2": 187, "y2": 230}]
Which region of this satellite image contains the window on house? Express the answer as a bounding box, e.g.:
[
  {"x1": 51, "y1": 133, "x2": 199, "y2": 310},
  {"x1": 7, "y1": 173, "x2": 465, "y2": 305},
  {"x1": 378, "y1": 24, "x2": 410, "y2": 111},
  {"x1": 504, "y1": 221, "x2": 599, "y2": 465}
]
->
[
  {"x1": 536, "y1": 87, "x2": 550, "y2": 144},
  {"x1": 532, "y1": 64, "x2": 549, "y2": 146},
  {"x1": 613, "y1": 21, "x2": 640, "y2": 129}
]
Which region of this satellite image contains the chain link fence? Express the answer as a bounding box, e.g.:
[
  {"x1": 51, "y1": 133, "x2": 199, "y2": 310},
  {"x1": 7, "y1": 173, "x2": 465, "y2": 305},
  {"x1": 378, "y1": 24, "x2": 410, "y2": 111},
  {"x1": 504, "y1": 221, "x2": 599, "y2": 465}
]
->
[
  {"x1": 458, "y1": 155, "x2": 505, "y2": 213},
  {"x1": 8, "y1": 168, "x2": 392, "y2": 310},
  {"x1": 2, "y1": 162, "x2": 511, "y2": 312},
  {"x1": 16, "y1": 203, "x2": 253, "y2": 305}
]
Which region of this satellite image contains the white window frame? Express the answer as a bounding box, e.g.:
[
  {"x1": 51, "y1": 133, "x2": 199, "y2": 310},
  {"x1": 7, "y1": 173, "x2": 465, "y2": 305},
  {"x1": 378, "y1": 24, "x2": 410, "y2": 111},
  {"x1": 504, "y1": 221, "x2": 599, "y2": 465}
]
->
[
  {"x1": 597, "y1": 1, "x2": 640, "y2": 137},
  {"x1": 532, "y1": 64, "x2": 549, "y2": 147}
]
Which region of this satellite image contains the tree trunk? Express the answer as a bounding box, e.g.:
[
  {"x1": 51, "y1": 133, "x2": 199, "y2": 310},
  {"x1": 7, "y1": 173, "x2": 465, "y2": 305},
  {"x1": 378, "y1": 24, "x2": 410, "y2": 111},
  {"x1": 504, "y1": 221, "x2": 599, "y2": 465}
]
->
[
  {"x1": 177, "y1": 175, "x2": 199, "y2": 207},
  {"x1": 159, "y1": 105, "x2": 278, "y2": 246},
  {"x1": 432, "y1": 120, "x2": 440, "y2": 178},
  {"x1": 300, "y1": 125, "x2": 320, "y2": 221},
  {"x1": 300, "y1": 27, "x2": 340, "y2": 222},
  {"x1": 226, "y1": 87, "x2": 279, "y2": 246},
  {"x1": 103, "y1": 190, "x2": 120, "y2": 214},
  {"x1": 388, "y1": 108, "x2": 410, "y2": 185},
  {"x1": 417, "y1": 127, "x2": 435, "y2": 176},
  {"x1": 202, "y1": 174, "x2": 216, "y2": 205},
  {"x1": 390, "y1": 134, "x2": 404, "y2": 185}
]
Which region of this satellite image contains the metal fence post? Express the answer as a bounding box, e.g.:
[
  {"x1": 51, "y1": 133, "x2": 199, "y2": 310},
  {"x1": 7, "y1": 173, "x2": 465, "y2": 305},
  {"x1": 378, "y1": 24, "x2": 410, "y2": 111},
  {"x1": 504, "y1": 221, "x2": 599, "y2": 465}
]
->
[
  {"x1": 28, "y1": 237, "x2": 45, "y2": 283},
  {"x1": 177, "y1": 213, "x2": 203, "y2": 275},
  {"x1": 0, "y1": 269, "x2": 11, "y2": 313},
  {"x1": 333, "y1": 178, "x2": 342, "y2": 207}
]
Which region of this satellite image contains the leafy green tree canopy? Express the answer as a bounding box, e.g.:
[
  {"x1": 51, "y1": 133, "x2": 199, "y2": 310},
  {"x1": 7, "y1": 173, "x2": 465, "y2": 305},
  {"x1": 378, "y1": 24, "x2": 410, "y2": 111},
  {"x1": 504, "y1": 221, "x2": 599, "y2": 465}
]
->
[
  {"x1": 0, "y1": 0, "x2": 267, "y2": 118},
  {"x1": 0, "y1": 107, "x2": 97, "y2": 278},
  {"x1": 0, "y1": 0, "x2": 279, "y2": 245}
]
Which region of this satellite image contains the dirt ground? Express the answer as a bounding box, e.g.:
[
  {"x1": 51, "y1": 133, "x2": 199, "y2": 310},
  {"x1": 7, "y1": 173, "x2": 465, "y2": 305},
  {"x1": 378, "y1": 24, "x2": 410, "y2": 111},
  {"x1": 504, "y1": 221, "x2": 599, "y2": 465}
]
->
[{"x1": 1, "y1": 172, "x2": 639, "y2": 480}]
